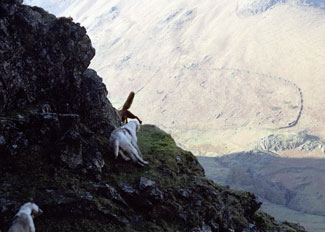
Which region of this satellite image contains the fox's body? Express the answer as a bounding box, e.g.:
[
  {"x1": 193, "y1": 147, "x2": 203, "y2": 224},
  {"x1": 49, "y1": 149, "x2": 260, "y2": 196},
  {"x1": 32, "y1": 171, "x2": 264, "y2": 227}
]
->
[{"x1": 118, "y1": 92, "x2": 142, "y2": 124}]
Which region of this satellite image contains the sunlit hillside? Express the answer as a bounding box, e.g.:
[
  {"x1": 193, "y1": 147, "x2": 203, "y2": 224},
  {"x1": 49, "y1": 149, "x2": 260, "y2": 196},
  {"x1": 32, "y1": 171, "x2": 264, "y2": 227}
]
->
[{"x1": 25, "y1": 0, "x2": 325, "y2": 158}]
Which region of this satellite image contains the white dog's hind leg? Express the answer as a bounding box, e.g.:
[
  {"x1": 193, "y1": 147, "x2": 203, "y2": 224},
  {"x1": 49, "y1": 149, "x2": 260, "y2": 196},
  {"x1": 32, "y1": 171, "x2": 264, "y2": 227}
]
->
[
  {"x1": 113, "y1": 139, "x2": 120, "y2": 159},
  {"x1": 138, "y1": 158, "x2": 149, "y2": 166},
  {"x1": 131, "y1": 140, "x2": 143, "y2": 158},
  {"x1": 130, "y1": 145, "x2": 149, "y2": 165},
  {"x1": 135, "y1": 144, "x2": 145, "y2": 159},
  {"x1": 119, "y1": 150, "x2": 130, "y2": 161},
  {"x1": 123, "y1": 145, "x2": 145, "y2": 166},
  {"x1": 127, "y1": 151, "x2": 143, "y2": 166}
]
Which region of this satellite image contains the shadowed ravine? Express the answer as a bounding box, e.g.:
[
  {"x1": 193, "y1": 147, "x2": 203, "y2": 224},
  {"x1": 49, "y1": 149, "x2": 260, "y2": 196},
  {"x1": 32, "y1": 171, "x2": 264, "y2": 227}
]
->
[{"x1": 198, "y1": 152, "x2": 325, "y2": 231}]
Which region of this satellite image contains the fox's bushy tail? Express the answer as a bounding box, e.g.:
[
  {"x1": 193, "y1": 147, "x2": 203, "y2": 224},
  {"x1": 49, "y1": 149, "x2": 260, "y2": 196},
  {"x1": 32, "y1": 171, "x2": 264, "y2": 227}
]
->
[{"x1": 121, "y1": 92, "x2": 135, "y2": 111}]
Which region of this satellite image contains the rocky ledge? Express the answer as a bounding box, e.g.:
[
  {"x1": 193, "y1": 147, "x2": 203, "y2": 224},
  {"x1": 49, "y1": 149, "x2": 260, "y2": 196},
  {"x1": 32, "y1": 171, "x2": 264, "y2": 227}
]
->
[{"x1": 0, "y1": 1, "x2": 305, "y2": 231}]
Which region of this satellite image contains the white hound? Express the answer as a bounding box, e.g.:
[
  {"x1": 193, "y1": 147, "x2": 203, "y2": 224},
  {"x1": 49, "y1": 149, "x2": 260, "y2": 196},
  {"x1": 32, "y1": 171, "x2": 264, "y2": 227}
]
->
[
  {"x1": 8, "y1": 202, "x2": 42, "y2": 232},
  {"x1": 109, "y1": 121, "x2": 148, "y2": 166}
]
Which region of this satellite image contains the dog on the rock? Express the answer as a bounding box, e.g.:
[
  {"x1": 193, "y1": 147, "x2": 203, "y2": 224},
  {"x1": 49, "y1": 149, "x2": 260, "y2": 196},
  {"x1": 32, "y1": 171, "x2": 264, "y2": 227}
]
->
[
  {"x1": 109, "y1": 121, "x2": 148, "y2": 166},
  {"x1": 8, "y1": 202, "x2": 42, "y2": 232}
]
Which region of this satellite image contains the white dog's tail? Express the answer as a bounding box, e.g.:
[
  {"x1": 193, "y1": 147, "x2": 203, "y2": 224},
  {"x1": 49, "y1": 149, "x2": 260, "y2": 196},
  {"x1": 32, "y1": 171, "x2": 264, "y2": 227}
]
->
[{"x1": 113, "y1": 139, "x2": 119, "y2": 159}]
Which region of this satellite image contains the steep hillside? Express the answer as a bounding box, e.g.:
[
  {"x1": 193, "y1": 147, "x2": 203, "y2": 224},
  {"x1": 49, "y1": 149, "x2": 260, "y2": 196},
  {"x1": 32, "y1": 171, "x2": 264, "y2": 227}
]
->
[
  {"x1": 0, "y1": 1, "x2": 305, "y2": 231},
  {"x1": 24, "y1": 0, "x2": 325, "y2": 156}
]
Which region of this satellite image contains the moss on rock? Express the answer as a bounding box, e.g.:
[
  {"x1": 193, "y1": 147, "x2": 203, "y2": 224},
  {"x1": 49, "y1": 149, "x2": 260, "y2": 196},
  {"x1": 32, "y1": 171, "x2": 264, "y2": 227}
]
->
[{"x1": 1, "y1": 124, "x2": 306, "y2": 231}]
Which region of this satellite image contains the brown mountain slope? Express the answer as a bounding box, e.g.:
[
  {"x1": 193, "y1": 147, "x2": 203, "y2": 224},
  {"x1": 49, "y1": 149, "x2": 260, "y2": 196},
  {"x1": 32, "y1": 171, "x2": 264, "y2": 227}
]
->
[{"x1": 32, "y1": 0, "x2": 325, "y2": 156}]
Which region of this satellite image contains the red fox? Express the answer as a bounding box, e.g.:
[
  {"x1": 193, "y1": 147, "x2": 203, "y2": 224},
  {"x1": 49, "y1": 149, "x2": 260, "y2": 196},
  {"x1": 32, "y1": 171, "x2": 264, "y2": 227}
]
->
[{"x1": 118, "y1": 92, "x2": 142, "y2": 124}]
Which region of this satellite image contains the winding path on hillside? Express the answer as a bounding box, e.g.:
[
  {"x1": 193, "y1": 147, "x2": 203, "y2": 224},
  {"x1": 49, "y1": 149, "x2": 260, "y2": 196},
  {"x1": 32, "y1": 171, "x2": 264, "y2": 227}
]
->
[{"x1": 98, "y1": 63, "x2": 303, "y2": 131}]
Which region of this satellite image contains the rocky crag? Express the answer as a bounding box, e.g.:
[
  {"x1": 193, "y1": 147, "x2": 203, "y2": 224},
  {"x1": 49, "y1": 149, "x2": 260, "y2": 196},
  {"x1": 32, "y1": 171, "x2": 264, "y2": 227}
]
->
[
  {"x1": 0, "y1": 1, "x2": 305, "y2": 231},
  {"x1": 257, "y1": 132, "x2": 325, "y2": 153}
]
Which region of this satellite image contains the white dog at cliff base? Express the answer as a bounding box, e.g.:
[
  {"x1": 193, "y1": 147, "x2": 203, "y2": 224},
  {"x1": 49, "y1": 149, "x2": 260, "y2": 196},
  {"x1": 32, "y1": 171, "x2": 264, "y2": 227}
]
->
[
  {"x1": 109, "y1": 121, "x2": 148, "y2": 166},
  {"x1": 8, "y1": 202, "x2": 43, "y2": 232}
]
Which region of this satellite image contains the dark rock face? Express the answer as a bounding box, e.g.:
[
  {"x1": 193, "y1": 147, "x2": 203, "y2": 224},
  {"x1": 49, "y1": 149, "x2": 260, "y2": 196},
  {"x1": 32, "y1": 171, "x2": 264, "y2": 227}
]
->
[
  {"x1": 0, "y1": 0, "x2": 120, "y2": 169},
  {"x1": 0, "y1": 1, "x2": 120, "y2": 133},
  {"x1": 0, "y1": 1, "x2": 305, "y2": 232}
]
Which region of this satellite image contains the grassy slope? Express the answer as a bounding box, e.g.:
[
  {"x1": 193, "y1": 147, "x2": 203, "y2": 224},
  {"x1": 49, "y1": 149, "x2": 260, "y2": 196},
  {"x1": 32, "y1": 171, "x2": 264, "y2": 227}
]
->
[{"x1": 0, "y1": 123, "x2": 305, "y2": 231}]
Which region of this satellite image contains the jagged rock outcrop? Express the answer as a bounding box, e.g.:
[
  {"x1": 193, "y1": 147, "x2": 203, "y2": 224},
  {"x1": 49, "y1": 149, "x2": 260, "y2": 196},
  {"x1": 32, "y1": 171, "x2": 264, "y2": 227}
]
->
[
  {"x1": 0, "y1": 0, "x2": 120, "y2": 169},
  {"x1": 0, "y1": 0, "x2": 120, "y2": 132},
  {"x1": 257, "y1": 132, "x2": 325, "y2": 153},
  {"x1": 0, "y1": 1, "x2": 305, "y2": 231}
]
